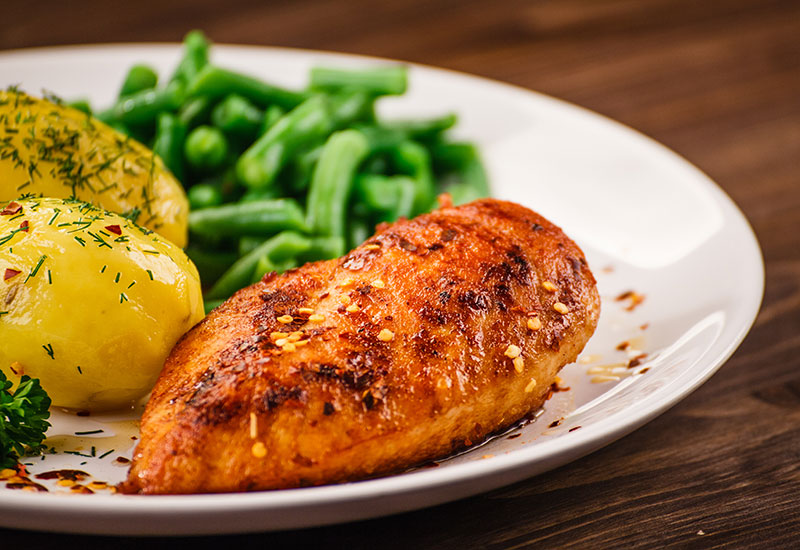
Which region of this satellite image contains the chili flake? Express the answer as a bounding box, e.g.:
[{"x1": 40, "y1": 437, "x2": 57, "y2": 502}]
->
[{"x1": 1, "y1": 202, "x2": 21, "y2": 215}]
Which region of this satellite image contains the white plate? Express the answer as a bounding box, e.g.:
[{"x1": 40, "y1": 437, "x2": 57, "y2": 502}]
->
[{"x1": 0, "y1": 44, "x2": 763, "y2": 535}]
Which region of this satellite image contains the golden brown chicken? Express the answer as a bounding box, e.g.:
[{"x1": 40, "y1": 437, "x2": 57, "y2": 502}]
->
[{"x1": 121, "y1": 198, "x2": 600, "y2": 494}]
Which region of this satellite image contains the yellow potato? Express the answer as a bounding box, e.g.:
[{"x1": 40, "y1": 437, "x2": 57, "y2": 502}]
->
[
  {"x1": 0, "y1": 89, "x2": 189, "y2": 247},
  {"x1": 0, "y1": 197, "x2": 203, "y2": 410}
]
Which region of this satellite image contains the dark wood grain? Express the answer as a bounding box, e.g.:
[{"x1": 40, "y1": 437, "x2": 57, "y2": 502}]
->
[{"x1": 1, "y1": 0, "x2": 798, "y2": 547}]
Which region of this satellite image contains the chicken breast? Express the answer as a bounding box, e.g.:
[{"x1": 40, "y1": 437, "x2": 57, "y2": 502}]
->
[{"x1": 121, "y1": 198, "x2": 600, "y2": 494}]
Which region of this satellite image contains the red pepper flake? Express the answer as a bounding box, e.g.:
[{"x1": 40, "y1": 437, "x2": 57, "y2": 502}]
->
[
  {"x1": 19, "y1": 220, "x2": 29, "y2": 231},
  {"x1": 114, "y1": 456, "x2": 130, "y2": 464},
  {"x1": 616, "y1": 341, "x2": 631, "y2": 351},
  {"x1": 507, "y1": 433, "x2": 522, "y2": 440},
  {"x1": 548, "y1": 419, "x2": 562, "y2": 428},
  {"x1": 4, "y1": 268, "x2": 21, "y2": 281},
  {"x1": 615, "y1": 290, "x2": 645, "y2": 311},
  {"x1": 627, "y1": 353, "x2": 648, "y2": 369},
  {"x1": 5, "y1": 482, "x2": 48, "y2": 492},
  {"x1": 568, "y1": 426, "x2": 582, "y2": 432},
  {"x1": 639, "y1": 367, "x2": 651, "y2": 374},
  {"x1": 104, "y1": 224, "x2": 122, "y2": 235},
  {"x1": 1, "y1": 202, "x2": 21, "y2": 215}
]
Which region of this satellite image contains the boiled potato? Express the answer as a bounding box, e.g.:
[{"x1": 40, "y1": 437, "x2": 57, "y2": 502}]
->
[
  {"x1": 0, "y1": 197, "x2": 203, "y2": 410},
  {"x1": 0, "y1": 89, "x2": 189, "y2": 247}
]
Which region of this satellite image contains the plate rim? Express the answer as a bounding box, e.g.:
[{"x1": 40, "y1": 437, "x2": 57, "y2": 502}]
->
[{"x1": 0, "y1": 42, "x2": 765, "y2": 535}]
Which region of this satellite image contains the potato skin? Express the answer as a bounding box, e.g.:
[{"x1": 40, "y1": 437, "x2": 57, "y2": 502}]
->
[
  {"x1": 0, "y1": 197, "x2": 204, "y2": 410},
  {"x1": 0, "y1": 89, "x2": 189, "y2": 247}
]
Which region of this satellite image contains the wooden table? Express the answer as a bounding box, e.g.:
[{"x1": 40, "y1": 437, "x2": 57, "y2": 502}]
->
[{"x1": 2, "y1": 0, "x2": 798, "y2": 547}]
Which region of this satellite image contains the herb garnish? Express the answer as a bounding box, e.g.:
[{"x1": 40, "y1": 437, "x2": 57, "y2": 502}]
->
[{"x1": 0, "y1": 370, "x2": 51, "y2": 469}]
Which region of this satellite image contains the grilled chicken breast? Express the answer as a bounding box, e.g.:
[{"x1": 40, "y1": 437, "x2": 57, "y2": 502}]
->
[{"x1": 122, "y1": 199, "x2": 600, "y2": 494}]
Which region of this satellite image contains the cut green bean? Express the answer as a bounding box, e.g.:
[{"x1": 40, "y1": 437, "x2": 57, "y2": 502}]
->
[
  {"x1": 240, "y1": 186, "x2": 282, "y2": 203},
  {"x1": 187, "y1": 65, "x2": 307, "y2": 110},
  {"x1": 188, "y1": 183, "x2": 224, "y2": 210},
  {"x1": 211, "y1": 94, "x2": 264, "y2": 138},
  {"x1": 298, "y1": 236, "x2": 346, "y2": 262},
  {"x1": 152, "y1": 112, "x2": 187, "y2": 181},
  {"x1": 261, "y1": 105, "x2": 285, "y2": 135},
  {"x1": 306, "y1": 129, "x2": 369, "y2": 237},
  {"x1": 119, "y1": 64, "x2": 159, "y2": 98},
  {"x1": 329, "y1": 90, "x2": 374, "y2": 127},
  {"x1": 286, "y1": 145, "x2": 323, "y2": 193},
  {"x1": 382, "y1": 113, "x2": 457, "y2": 141},
  {"x1": 170, "y1": 30, "x2": 210, "y2": 86},
  {"x1": 185, "y1": 125, "x2": 228, "y2": 171},
  {"x1": 97, "y1": 80, "x2": 185, "y2": 126},
  {"x1": 432, "y1": 142, "x2": 490, "y2": 202},
  {"x1": 204, "y1": 299, "x2": 225, "y2": 315},
  {"x1": 236, "y1": 95, "x2": 332, "y2": 189},
  {"x1": 189, "y1": 198, "x2": 307, "y2": 237},
  {"x1": 184, "y1": 247, "x2": 239, "y2": 288},
  {"x1": 347, "y1": 217, "x2": 371, "y2": 251},
  {"x1": 251, "y1": 256, "x2": 297, "y2": 284},
  {"x1": 238, "y1": 236, "x2": 262, "y2": 256},
  {"x1": 178, "y1": 96, "x2": 213, "y2": 128},
  {"x1": 354, "y1": 174, "x2": 416, "y2": 221},
  {"x1": 67, "y1": 99, "x2": 92, "y2": 115},
  {"x1": 207, "y1": 231, "x2": 311, "y2": 300},
  {"x1": 392, "y1": 140, "x2": 435, "y2": 215},
  {"x1": 310, "y1": 65, "x2": 407, "y2": 96}
]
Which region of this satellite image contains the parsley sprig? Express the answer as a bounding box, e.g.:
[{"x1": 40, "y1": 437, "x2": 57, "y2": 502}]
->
[{"x1": 0, "y1": 370, "x2": 51, "y2": 469}]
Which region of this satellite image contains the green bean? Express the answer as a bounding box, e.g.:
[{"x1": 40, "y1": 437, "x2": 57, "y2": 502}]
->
[
  {"x1": 354, "y1": 174, "x2": 415, "y2": 221},
  {"x1": 310, "y1": 65, "x2": 407, "y2": 96},
  {"x1": 119, "y1": 64, "x2": 159, "y2": 98},
  {"x1": 184, "y1": 246, "x2": 239, "y2": 288},
  {"x1": 189, "y1": 198, "x2": 307, "y2": 238},
  {"x1": 237, "y1": 236, "x2": 260, "y2": 256},
  {"x1": 329, "y1": 90, "x2": 374, "y2": 127},
  {"x1": 392, "y1": 140, "x2": 435, "y2": 215},
  {"x1": 106, "y1": 120, "x2": 130, "y2": 136},
  {"x1": 286, "y1": 145, "x2": 323, "y2": 193},
  {"x1": 347, "y1": 217, "x2": 371, "y2": 251},
  {"x1": 187, "y1": 65, "x2": 307, "y2": 111},
  {"x1": 152, "y1": 112, "x2": 187, "y2": 181},
  {"x1": 67, "y1": 99, "x2": 92, "y2": 115},
  {"x1": 431, "y1": 142, "x2": 480, "y2": 171},
  {"x1": 97, "y1": 80, "x2": 185, "y2": 126},
  {"x1": 432, "y1": 142, "x2": 490, "y2": 202},
  {"x1": 306, "y1": 129, "x2": 369, "y2": 237},
  {"x1": 188, "y1": 183, "x2": 224, "y2": 210},
  {"x1": 178, "y1": 96, "x2": 213, "y2": 128},
  {"x1": 355, "y1": 114, "x2": 456, "y2": 156},
  {"x1": 382, "y1": 113, "x2": 456, "y2": 141},
  {"x1": 236, "y1": 95, "x2": 332, "y2": 189},
  {"x1": 192, "y1": 166, "x2": 240, "y2": 203},
  {"x1": 184, "y1": 125, "x2": 228, "y2": 171},
  {"x1": 240, "y1": 186, "x2": 282, "y2": 203},
  {"x1": 204, "y1": 299, "x2": 225, "y2": 315},
  {"x1": 356, "y1": 125, "x2": 406, "y2": 154},
  {"x1": 170, "y1": 30, "x2": 210, "y2": 86},
  {"x1": 446, "y1": 183, "x2": 485, "y2": 206},
  {"x1": 211, "y1": 94, "x2": 264, "y2": 138},
  {"x1": 261, "y1": 105, "x2": 285, "y2": 134},
  {"x1": 298, "y1": 236, "x2": 346, "y2": 262},
  {"x1": 207, "y1": 231, "x2": 310, "y2": 300},
  {"x1": 251, "y1": 256, "x2": 297, "y2": 284}
]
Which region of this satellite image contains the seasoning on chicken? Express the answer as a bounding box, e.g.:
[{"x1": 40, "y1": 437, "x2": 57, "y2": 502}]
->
[{"x1": 121, "y1": 198, "x2": 600, "y2": 494}]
